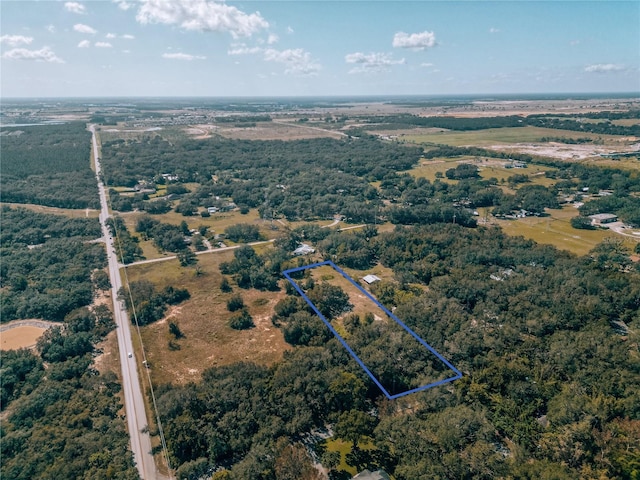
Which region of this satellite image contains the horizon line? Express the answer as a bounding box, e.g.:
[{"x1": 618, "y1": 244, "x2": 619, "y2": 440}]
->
[{"x1": 2, "y1": 91, "x2": 640, "y2": 101}]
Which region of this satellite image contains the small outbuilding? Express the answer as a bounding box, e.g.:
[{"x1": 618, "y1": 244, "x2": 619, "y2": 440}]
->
[
  {"x1": 293, "y1": 244, "x2": 315, "y2": 256},
  {"x1": 589, "y1": 213, "x2": 618, "y2": 225},
  {"x1": 352, "y1": 470, "x2": 391, "y2": 480},
  {"x1": 362, "y1": 274, "x2": 381, "y2": 284}
]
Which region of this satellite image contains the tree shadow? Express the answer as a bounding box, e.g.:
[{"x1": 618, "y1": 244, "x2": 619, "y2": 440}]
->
[{"x1": 329, "y1": 470, "x2": 352, "y2": 480}]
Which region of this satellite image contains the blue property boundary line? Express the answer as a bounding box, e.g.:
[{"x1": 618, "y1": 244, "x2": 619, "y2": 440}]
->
[{"x1": 282, "y1": 260, "x2": 462, "y2": 400}]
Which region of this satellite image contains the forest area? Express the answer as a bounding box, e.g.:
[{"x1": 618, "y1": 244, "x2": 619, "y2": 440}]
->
[
  {"x1": 0, "y1": 207, "x2": 138, "y2": 479},
  {"x1": 99, "y1": 124, "x2": 640, "y2": 234},
  {"x1": 0, "y1": 122, "x2": 100, "y2": 209},
  {"x1": 150, "y1": 223, "x2": 640, "y2": 479},
  {"x1": 0, "y1": 206, "x2": 106, "y2": 322}
]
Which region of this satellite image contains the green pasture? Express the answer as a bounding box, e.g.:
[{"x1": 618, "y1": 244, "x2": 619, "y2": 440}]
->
[
  {"x1": 478, "y1": 164, "x2": 558, "y2": 186},
  {"x1": 611, "y1": 118, "x2": 640, "y2": 127},
  {"x1": 406, "y1": 158, "x2": 558, "y2": 187},
  {"x1": 323, "y1": 438, "x2": 378, "y2": 477},
  {"x1": 494, "y1": 205, "x2": 637, "y2": 256},
  {"x1": 402, "y1": 126, "x2": 624, "y2": 147}
]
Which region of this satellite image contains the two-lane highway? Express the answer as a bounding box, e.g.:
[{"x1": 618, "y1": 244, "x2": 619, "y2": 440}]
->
[{"x1": 90, "y1": 125, "x2": 158, "y2": 479}]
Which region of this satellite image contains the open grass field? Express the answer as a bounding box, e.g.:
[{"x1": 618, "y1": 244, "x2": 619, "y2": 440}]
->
[
  {"x1": 123, "y1": 250, "x2": 291, "y2": 385},
  {"x1": 405, "y1": 158, "x2": 558, "y2": 187},
  {"x1": 206, "y1": 121, "x2": 345, "y2": 141},
  {"x1": 118, "y1": 207, "x2": 261, "y2": 233},
  {"x1": 0, "y1": 202, "x2": 101, "y2": 219},
  {"x1": 478, "y1": 164, "x2": 558, "y2": 187},
  {"x1": 493, "y1": 205, "x2": 637, "y2": 256},
  {"x1": 400, "y1": 126, "x2": 628, "y2": 147},
  {"x1": 579, "y1": 156, "x2": 640, "y2": 171},
  {"x1": 322, "y1": 438, "x2": 378, "y2": 477},
  {"x1": 406, "y1": 157, "x2": 468, "y2": 182}
]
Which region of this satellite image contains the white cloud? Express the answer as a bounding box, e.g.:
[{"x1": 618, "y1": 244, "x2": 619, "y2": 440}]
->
[
  {"x1": 489, "y1": 27, "x2": 500, "y2": 34},
  {"x1": 74, "y1": 23, "x2": 97, "y2": 34},
  {"x1": 122, "y1": 34, "x2": 135, "y2": 40},
  {"x1": 228, "y1": 45, "x2": 262, "y2": 55},
  {"x1": 95, "y1": 42, "x2": 113, "y2": 48},
  {"x1": 136, "y1": 0, "x2": 269, "y2": 38},
  {"x1": 2, "y1": 46, "x2": 64, "y2": 63},
  {"x1": 106, "y1": 33, "x2": 117, "y2": 39},
  {"x1": 570, "y1": 40, "x2": 580, "y2": 46},
  {"x1": 392, "y1": 31, "x2": 436, "y2": 50},
  {"x1": 162, "y1": 52, "x2": 206, "y2": 60},
  {"x1": 123, "y1": 49, "x2": 131, "y2": 54},
  {"x1": 287, "y1": 26, "x2": 294, "y2": 34},
  {"x1": 65, "y1": 2, "x2": 86, "y2": 14},
  {"x1": 345, "y1": 52, "x2": 405, "y2": 73},
  {"x1": 584, "y1": 63, "x2": 625, "y2": 73},
  {"x1": 263, "y1": 47, "x2": 320, "y2": 75},
  {"x1": 267, "y1": 33, "x2": 278, "y2": 45},
  {"x1": 78, "y1": 40, "x2": 91, "y2": 48},
  {"x1": 113, "y1": 0, "x2": 133, "y2": 10},
  {"x1": 420, "y1": 62, "x2": 434, "y2": 68},
  {"x1": 0, "y1": 35, "x2": 34, "y2": 47},
  {"x1": 46, "y1": 25, "x2": 56, "y2": 33}
]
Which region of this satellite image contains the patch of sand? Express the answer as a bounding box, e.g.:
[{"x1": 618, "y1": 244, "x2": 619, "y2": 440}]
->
[{"x1": 1, "y1": 326, "x2": 47, "y2": 350}]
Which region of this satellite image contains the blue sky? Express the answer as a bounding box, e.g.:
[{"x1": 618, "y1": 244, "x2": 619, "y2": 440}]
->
[{"x1": 1, "y1": 0, "x2": 638, "y2": 97}]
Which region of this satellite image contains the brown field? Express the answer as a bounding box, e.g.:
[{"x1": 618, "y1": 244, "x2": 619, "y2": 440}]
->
[
  {"x1": 124, "y1": 249, "x2": 291, "y2": 385},
  {"x1": 187, "y1": 121, "x2": 345, "y2": 141},
  {"x1": 93, "y1": 330, "x2": 121, "y2": 375},
  {"x1": 1, "y1": 202, "x2": 100, "y2": 219},
  {"x1": 0, "y1": 326, "x2": 47, "y2": 350}
]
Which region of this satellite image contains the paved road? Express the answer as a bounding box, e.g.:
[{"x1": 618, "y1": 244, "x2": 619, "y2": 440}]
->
[{"x1": 90, "y1": 126, "x2": 157, "y2": 479}]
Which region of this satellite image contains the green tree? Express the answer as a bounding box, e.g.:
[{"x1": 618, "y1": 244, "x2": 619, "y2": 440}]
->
[
  {"x1": 220, "y1": 277, "x2": 232, "y2": 292},
  {"x1": 178, "y1": 249, "x2": 197, "y2": 267},
  {"x1": 335, "y1": 409, "x2": 377, "y2": 448},
  {"x1": 227, "y1": 294, "x2": 244, "y2": 312},
  {"x1": 229, "y1": 309, "x2": 254, "y2": 330},
  {"x1": 274, "y1": 443, "x2": 323, "y2": 480},
  {"x1": 306, "y1": 283, "x2": 351, "y2": 319},
  {"x1": 590, "y1": 237, "x2": 631, "y2": 271},
  {"x1": 169, "y1": 321, "x2": 184, "y2": 339}
]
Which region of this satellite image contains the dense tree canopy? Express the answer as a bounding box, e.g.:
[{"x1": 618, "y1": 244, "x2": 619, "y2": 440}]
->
[
  {"x1": 0, "y1": 123, "x2": 99, "y2": 208},
  {"x1": 1, "y1": 208, "x2": 106, "y2": 322},
  {"x1": 156, "y1": 222, "x2": 639, "y2": 479}
]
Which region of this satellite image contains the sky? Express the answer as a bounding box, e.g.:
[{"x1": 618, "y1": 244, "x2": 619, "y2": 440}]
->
[{"x1": 1, "y1": 0, "x2": 639, "y2": 98}]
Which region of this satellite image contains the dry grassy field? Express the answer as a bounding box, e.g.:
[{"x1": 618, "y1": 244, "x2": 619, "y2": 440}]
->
[
  {"x1": 194, "y1": 121, "x2": 345, "y2": 141},
  {"x1": 1, "y1": 202, "x2": 100, "y2": 219},
  {"x1": 116, "y1": 208, "x2": 282, "y2": 261},
  {"x1": 123, "y1": 250, "x2": 291, "y2": 385}
]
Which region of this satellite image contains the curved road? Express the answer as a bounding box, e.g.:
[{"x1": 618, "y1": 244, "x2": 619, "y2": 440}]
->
[{"x1": 90, "y1": 126, "x2": 157, "y2": 479}]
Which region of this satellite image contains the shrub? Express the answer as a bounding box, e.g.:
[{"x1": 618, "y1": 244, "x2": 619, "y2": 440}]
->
[
  {"x1": 229, "y1": 309, "x2": 254, "y2": 330},
  {"x1": 227, "y1": 294, "x2": 244, "y2": 312}
]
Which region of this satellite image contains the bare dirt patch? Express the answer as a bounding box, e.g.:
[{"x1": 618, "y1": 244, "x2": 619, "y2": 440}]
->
[
  {"x1": 488, "y1": 142, "x2": 639, "y2": 161},
  {"x1": 1, "y1": 326, "x2": 47, "y2": 350},
  {"x1": 0, "y1": 319, "x2": 58, "y2": 350}
]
